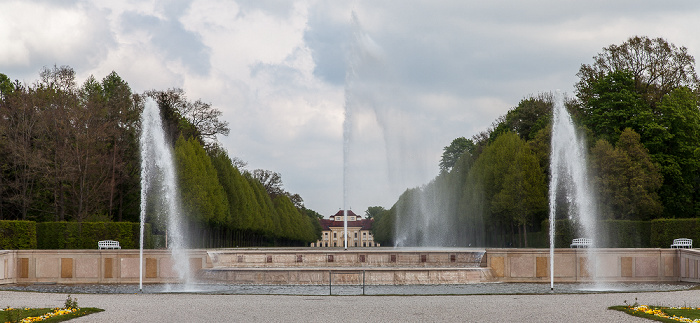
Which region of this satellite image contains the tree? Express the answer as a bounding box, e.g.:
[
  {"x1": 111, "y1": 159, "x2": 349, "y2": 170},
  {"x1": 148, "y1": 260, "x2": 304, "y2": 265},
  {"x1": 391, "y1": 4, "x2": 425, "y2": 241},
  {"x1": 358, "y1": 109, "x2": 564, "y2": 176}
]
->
[
  {"x1": 0, "y1": 73, "x2": 13, "y2": 99},
  {"x1": 147, "y1": 88, "x2": 229, "y2": 147},
  {"x1": 590, "y1": 129, "x2": 663, "y2": 220},
  {"x1": 467, "y1": 131, "x2": 547, "y2": 246},
  {"x1": 648, "y1": 87, "x2": 700, "y2": 216},
  {"x1": 578, "y1": 70, "x2": 650, "y2": 144},
  {"x1": 174, "y1": 136, "x2": 229, "y2": 225},
  {"x1": 251, "y1": 169, "x2": 285, "y2": 197},
  {"x1": 493, "y1": 93, "x2": 553, "y2": 141},
  {"x1": 364, "y1": 206, "x2": 386, "y2": 219},
  {"x1": 576, "y1": 36, "x2": 699, "y2": 107},
  {"x1": 101, "y1": 71, "x2": 139, "y2": 221},
  {"x1": 439, "y1": 137, "x2": 474, "y2": 172}
]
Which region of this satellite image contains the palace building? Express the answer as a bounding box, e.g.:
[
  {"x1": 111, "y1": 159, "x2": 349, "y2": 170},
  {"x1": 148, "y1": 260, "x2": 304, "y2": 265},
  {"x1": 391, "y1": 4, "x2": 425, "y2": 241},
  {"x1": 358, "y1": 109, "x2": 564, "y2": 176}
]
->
[{"x1": 310, "y1": 210, "x2": 380, "y2": 248}]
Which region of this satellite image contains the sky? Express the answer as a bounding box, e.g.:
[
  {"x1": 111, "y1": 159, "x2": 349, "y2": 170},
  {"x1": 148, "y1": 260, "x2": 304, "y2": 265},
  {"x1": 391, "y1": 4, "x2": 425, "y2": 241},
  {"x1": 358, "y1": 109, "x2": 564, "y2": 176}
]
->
[{"x1": 2, "y1": 0, "x2": 700, "y2": 218}]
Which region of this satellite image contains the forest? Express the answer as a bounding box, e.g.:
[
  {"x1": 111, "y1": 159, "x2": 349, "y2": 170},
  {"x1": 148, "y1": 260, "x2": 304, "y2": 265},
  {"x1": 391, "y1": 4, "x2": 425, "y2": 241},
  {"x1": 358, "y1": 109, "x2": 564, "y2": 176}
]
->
[
  {"x1": 372, "y1": 36, "x2": 700, "y2": 247},
  {"x1": 0, "y1": 67, "x2": 320, "y2": 247}
]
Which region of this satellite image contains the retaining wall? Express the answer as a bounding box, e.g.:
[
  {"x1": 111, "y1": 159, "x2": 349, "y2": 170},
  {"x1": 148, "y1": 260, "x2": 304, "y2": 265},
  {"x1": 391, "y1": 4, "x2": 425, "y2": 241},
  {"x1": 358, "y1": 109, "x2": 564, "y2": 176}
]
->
[
  {"x1": 2, "y1": 249, "x2": 209, "y2": 285},
  {"x1": 486, "y1": 248, "x2": 680, "y2": 283},
  {"x1": 1, "y1": 248, "x2": 699, "y2": 285}
]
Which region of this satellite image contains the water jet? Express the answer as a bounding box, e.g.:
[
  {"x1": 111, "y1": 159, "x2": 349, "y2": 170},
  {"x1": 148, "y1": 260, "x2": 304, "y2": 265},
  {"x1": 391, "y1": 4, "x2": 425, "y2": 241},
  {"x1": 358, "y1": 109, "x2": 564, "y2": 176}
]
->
[{"x1": 139, "y1": 98, "x2": 191, "y2": 290}]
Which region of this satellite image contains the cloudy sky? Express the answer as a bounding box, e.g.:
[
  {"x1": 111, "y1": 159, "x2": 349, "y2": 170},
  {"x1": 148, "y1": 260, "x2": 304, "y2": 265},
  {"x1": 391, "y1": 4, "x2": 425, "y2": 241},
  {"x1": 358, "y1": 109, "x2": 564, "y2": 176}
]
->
[{"x1": 2, "y1": 1, "x2": 700, "y2": 217}]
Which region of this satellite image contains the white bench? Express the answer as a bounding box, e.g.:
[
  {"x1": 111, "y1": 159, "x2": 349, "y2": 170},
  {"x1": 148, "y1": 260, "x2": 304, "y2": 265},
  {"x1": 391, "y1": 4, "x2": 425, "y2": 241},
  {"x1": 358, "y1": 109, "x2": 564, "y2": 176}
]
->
[
  {"x1": 671, "y1": 238, "x2": 692, "y2": 249},
  {"x1": 98, "y1": 240, "x2": 121, "y2": 249},
  {"x1": 570, "y1": 238, "x2": 592, "y2": 248}
]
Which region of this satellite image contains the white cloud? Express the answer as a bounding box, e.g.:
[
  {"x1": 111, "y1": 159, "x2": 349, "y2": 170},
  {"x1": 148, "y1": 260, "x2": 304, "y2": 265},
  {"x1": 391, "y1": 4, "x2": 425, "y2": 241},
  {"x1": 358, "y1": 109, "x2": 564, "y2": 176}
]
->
[{"x1": 2, "y1": 0, "x2": 700, "y2": 216}]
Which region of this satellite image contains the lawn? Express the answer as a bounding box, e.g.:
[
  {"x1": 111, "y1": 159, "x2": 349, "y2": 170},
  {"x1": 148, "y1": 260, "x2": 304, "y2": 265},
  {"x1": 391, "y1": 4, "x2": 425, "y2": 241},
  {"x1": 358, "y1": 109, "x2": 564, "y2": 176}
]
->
[{"x1": 1, "y1": 295, "x2": 103, "y2": 322}]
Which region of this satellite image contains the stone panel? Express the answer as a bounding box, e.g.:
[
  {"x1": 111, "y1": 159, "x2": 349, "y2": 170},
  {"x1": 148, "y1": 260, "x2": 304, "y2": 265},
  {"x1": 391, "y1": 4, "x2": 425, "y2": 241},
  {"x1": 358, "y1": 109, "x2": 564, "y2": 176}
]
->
[
  {"x1": 159, "y1": 258, "x2": 177, "y2": 278},
  {"x1": 490, "y1": 256, "x2": 505, "y2": 277},
  {"x1": 404, "y1": 271, "x2": 429, "y2": 284},
  {"x1": 553, "y1": 255, "x2": 576, "y2": 278},
  {"x1": 367, "y1": 271, "x2": 393, "y2": 284},
  {"x1": 36, "y1": 258, "x2": 59, "y2": 278},
  {"x1": 597, "y1": 255, "x2": 618, "y2": 278},
  {"x1": 510, "y1": 256, "x2": 534, "y2": 278},
  {"x1": 579, "y1": 257, "x2": 590, "y2": 277},
  {"x1": 621, "y1": 257, "x2": 633, "y2": 277},
  {"x1": 234, "y1": 272, "x2": 261, "y2": 283},
  {"x1": 291, "y1": 271, "x2": 325, "y2": 284},
  {"x1": 536, "y1": 257, "x2": 548, "y2": 278},
  {"x1": 664, "y1": 256, "x2": 675, "y2": 277},
  {"x1": 19, "y1": 258, "x2": 28, "y2": 278},
  {"x1": 190, "y1": 258, "x2": 202, "y2": 273},
  {"x1": 104, "y1": 258, "x2": 113, "y2": 278},
  {"x1": 435, "y1": 253, "x2": 451, "y2": 264},
  {"x1": 61, "y1": 258, "x2": 73, "y2": 278},
  {"x1": 274, "y1": 254, "x2": 295, "y2": 264},
  {"x1": 265, "y1": 272, "x2": 290, "y2": 284},
  {"x1": 635, "y1": 257, "x2": 659, "y2": 277},
  {"x1": 75, "y1": 258, "x2": 98, "y2": 278},
  {"x1": 146, "y1": 258, "x2": 158, "y2": 278},
  {"x1": 120, "y1": 257, "x2": 139, "y2": 278}
]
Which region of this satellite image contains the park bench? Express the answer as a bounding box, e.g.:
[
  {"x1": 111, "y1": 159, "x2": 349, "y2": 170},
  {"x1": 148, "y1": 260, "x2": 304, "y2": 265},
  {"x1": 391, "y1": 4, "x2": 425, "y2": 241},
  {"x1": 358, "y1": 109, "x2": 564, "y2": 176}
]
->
[
  {"x1": 98, "y1": 240, "x2": 121, "y2": 249},
  {"x1": 570, "y1": 238, "x2": 592, "y2": 248},
  {"x1": 671, "y1": 238, "x2": 692, "y2": 249}
]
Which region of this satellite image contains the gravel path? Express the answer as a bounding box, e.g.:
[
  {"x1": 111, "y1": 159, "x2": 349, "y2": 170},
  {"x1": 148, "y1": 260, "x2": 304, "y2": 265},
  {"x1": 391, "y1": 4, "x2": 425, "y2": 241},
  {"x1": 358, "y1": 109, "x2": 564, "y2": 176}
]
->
[{"x1": 2, "y1": 289, "x2": 699, "y2": 322}]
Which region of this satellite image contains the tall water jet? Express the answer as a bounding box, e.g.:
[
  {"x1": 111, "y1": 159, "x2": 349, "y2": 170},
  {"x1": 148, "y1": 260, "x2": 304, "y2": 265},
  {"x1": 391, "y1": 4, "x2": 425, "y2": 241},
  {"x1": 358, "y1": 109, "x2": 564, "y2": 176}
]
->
[
  {"x1": 343, "y1": 11, "x2": 384, "y2": 249},
  {"x1": 139, "y1": 98, "x2": 191, "y2": 290},
  {"x1": 548, "y1": 92, "x2": 599, "y2": 289}
]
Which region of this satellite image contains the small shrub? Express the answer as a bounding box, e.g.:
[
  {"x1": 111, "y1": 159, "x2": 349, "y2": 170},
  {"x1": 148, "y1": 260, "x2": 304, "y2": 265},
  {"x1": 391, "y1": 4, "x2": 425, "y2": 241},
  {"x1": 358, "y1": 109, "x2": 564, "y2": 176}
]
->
[{"x1": 64, "y1": 295, "x2": 79, "y2": 309}]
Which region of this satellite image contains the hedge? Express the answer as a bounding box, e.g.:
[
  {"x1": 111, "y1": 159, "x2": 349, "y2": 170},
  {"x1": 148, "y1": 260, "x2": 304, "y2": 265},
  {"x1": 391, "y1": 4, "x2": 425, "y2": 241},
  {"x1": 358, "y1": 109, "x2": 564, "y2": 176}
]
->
[
  {"x1": 0, "y1": 220, "x2": 37, "y2": 249},
  {"x1": 36, "y1": 222, "x2": 151, "y2": 249},
  {"x1": 650, "y1": 218, "x2": 700, "y2": 248},
  {"x1": 541, "y1": 219, "x2": 652, "y2": 248}
]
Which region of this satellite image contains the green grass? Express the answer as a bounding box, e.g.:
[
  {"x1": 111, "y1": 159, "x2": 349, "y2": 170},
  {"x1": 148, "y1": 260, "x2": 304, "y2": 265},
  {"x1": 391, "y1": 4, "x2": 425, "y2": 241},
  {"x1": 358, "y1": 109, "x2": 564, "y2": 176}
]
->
[
  {"x1": 664, "y1": 309, "x2": 700, "y2": 320},
  {"x1": 0, "y1": 307, "x2": 103, "y2": 322},
  {"x1": 610, "y1": 305, "x2": 700, "y2": 322}
]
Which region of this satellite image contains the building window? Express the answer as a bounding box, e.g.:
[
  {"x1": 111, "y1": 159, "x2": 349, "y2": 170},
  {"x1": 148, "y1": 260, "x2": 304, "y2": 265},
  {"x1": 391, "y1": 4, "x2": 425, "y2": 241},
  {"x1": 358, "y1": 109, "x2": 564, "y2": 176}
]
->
[
  {"x1": 354, "y1": 232, "x2": 358, "y2": 238},
  {"x1": 363, "y1": 242, "x2": 366, "y2": 247},
  {"x1": 363, "y1": 232, "x2": 366, "y2": 236},
  {"x1": 333, "y1": 232, "x2": 337, "y2": 238}
]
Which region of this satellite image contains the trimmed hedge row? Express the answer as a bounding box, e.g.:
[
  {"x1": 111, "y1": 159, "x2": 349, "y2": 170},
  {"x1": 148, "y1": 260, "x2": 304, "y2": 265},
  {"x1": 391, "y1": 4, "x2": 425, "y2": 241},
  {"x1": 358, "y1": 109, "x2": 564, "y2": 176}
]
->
[
  {"x1": 542, "y1": 218, "x2": 694, "y2": 248},
  {"x1": 35, "y1": 222, "x2": 151, "y2": 249},
  {"x1": 0, "y1": 220, "x2": 37, "y2": 249},
  {"x1": 650, "y1": 218, "x2": 700, "y2": 248}
]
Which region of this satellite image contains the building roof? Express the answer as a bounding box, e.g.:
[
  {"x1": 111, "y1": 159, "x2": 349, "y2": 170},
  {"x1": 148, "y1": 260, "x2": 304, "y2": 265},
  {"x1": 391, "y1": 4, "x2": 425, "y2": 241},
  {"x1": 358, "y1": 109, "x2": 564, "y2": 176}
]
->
[{"x1": 320, "y1": 210, "x2": 373, "y2": 230}]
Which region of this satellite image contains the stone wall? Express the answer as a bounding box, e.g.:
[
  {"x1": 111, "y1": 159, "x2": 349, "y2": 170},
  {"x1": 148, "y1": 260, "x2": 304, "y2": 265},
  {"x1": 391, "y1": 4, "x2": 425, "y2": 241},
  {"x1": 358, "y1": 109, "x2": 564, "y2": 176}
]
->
[
  {"x1": 207, "y1": 249, "x2": 485, "y2": 268},
  {"x1": 3, "y1": 249, "x2": 209, "y2": 285},
  {"x1": 485, "y1": 248, "x2": 679, "y2": 283},
  {"x1": 679, "y1": 249, "x2": 700, "y2": 283},
  {"x1": 2, "y1": 248, "x2": 699, "y2": 285}
]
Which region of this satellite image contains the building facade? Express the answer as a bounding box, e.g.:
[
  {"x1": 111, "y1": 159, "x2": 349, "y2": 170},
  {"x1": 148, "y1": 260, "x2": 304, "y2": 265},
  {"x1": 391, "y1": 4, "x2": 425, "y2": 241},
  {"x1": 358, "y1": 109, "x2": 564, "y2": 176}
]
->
[{"x1": 310, "y1": 210, "x2": 380, "y2": 247}]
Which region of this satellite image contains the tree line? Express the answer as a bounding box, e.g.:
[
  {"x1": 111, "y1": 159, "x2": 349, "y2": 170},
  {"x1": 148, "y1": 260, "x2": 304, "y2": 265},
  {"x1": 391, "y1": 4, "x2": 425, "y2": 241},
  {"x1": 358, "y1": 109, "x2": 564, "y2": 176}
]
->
[
  {"x1": 372, "y1": 36, "x2": 700, "y2": 247},
  {"x1": 0, "y1": 66, "x2": 320, "y2": 246}
]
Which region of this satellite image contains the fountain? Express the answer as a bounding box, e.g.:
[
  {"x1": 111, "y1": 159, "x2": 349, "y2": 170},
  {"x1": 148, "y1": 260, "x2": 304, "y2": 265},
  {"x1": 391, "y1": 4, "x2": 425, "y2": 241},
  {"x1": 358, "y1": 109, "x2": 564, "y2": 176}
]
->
[
  {"x1": 139, "y1": 98, "x2": 191, "y2": 290},
  {"x1": 548, "y1": 91, "x2": 599, "y2": 289}
]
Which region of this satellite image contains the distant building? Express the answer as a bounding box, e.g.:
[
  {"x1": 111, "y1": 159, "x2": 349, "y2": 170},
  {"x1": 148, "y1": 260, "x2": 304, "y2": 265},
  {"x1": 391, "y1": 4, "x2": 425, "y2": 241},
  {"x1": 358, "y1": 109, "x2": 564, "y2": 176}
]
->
[{"x1": 310, "y1": 210, "x2": 380, "y2": 247}]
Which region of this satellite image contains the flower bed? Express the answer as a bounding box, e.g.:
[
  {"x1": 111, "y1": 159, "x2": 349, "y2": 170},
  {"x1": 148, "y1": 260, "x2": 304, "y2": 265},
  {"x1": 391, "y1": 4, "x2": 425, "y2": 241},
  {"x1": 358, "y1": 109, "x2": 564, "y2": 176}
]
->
[{"x1": 612, "y1": 304, "x2": 700, "y2": 322}]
